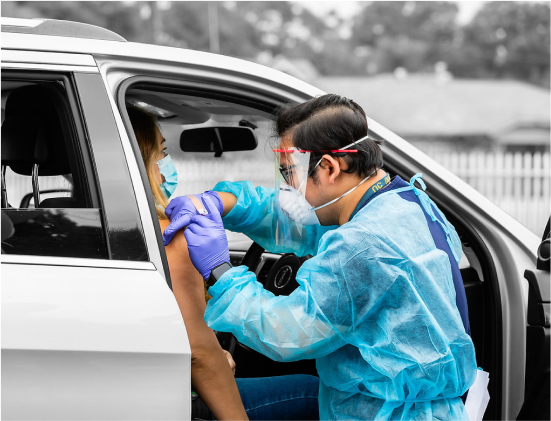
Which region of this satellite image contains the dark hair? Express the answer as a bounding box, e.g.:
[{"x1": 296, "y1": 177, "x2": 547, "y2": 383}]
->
[{"x1": 275, "y1": 94, "x2": 383, "y2": 180}]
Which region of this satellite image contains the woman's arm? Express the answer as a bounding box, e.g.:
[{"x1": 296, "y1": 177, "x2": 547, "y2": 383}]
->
[
  {"x1": 217, "y1": 191, "x2": 237, "y2": 217},
  {"x1": 159, "y1": 219, "x2": 247, "y2": 421}
]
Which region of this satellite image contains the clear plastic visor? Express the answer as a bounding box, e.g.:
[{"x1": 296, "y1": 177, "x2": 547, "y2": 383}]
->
[
  {"x1": 272, "y1": 148, "x2": 314, "y2": 247},
  {"x1": 275, "y1": 147, "x2": 312, "y2": 194}
]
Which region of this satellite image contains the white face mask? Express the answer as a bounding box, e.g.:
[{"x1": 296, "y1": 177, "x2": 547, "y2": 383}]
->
[
  {"x1": 278, "y1": 184, "x2": 320, "y2": 226},
  {"x1": 278, "y1": 165, "x2": 379, "y2": 226}
]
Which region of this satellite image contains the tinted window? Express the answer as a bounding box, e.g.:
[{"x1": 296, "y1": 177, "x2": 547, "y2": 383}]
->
[{"x1": 1, "y1": 76, "x2": 108, "y2": 259}]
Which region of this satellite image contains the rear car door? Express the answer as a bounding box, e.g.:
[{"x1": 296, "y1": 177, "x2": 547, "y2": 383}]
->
[{"x1": 1, "y1": 50, "x2": 191, "y2": 420}]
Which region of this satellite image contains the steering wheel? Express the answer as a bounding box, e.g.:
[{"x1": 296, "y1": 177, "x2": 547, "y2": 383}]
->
[
  {"x1": 241, "y1": 242, "x2": 311, "y2": 296},
  {"x1": 217, "y1": 242, "x2": 310, "y2": 356}
]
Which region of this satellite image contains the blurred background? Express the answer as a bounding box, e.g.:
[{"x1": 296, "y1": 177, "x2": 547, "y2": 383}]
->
[{"x1": 3, "y1": 1, "x2": 549, "y2": 235}]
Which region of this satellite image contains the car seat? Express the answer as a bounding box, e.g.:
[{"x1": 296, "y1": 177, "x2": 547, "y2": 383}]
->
[{"x1": 1, "y1": 84, "x2": 77, "y2": 208}]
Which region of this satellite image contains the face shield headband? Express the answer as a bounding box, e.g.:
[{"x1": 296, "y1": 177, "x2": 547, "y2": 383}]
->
[{"x1": 274, "y1": 135, "x2": 373, "y2": 184}]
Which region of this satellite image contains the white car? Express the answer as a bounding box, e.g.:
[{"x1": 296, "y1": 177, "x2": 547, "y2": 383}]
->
[{"x1": 1, "y1": 18, "x2": 549, "y2": 421}]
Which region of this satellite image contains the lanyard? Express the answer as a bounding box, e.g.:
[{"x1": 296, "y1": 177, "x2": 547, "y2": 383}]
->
[{"x1": 349, "y1": 172, "x2": 392, "y2": 221}]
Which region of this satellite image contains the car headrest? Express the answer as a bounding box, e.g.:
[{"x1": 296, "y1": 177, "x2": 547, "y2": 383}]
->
[
  {"x1": 39, "y1": 197, "x2": 79, "y2": 208},
  {"x1": 1, "y1": 85, "x2": 71, "y2": 176}
]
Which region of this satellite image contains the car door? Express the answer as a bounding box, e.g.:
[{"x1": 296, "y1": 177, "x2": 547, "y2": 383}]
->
[
  {"x1": 1, "y1": 50, "x2": 191, "y2": 420},
  {"x1": 517, "y1": 218, "x2": 550, "y2": 420}
]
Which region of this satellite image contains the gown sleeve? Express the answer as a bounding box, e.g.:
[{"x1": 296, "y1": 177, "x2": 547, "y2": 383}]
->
[
  {"x1": 204, "y1": 262, "x2": 347, "y2": 362},
  {"x1": 214, "y1": 180, "x2": 336, "y2": 257}
]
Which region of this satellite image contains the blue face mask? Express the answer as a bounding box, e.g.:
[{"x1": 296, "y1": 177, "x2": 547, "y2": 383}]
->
[{"x1": 156, "y1": 154, "x2": 178, "y2": 199}]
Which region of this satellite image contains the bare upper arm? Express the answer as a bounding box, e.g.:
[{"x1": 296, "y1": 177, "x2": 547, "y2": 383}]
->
[{"x1": 158, "y1": 219, "x2": 207, "y2": 312}]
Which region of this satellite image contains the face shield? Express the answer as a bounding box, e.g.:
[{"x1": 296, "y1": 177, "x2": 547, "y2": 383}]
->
[
  {"x1": 272, "y1": 135, "x2": 378, "y2": 246},
  {"x1": 272, "y1": 147, "x2": 318, "y2": 247}
]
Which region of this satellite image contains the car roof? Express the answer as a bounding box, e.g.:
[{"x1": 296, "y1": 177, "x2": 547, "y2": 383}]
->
[
  {"x1": 2, "y1": 17, "x2": 126, "y2": 41},
  {"x1": 1, "y1": 18, "x2": 323, "y2": 98}
]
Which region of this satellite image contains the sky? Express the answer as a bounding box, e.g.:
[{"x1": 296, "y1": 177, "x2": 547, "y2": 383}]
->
[{"x1": 298, "y1": 1, "x2": 487, "y2": 24}]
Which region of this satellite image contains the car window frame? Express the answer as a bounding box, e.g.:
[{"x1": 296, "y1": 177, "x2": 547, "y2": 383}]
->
[
  {"x1": 73, "y1": 72, "x2": 150, "y2": 262},
  {"x1": 116, "y1": 75, "x2": 298, "y2": 287},
  {"x1": 1, "y1": 70, "x2": 111, "y2": 259}
]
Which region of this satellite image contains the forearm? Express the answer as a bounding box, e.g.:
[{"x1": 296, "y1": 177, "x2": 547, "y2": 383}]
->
[
  {"x1": 174, "y1": 288, "x2": 247, "y2": 419},
  {"x1": 191, "y1": 337, "x2": 247, "y2": 420},
  {"x1": 172, "y1": 285, "x2": 246, "y2": 419}
]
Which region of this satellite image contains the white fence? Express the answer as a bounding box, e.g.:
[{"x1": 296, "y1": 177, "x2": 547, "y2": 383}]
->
[
  {"x1": 428, "y1": 151, "x2": 550, "y2": 236},
  {"x1": 173, "y1": 151, "x2": 550, "y2": 236},
  {"x1": 5, "y1": 151, "x2": 549, "y2": 236}
]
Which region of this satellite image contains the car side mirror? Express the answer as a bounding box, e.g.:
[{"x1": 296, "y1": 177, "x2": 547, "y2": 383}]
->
[{"x1": 180, "y1": 126, "x2": 258, "y2": 157}]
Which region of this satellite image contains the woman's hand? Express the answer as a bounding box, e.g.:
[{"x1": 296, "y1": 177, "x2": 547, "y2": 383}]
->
[{"x1": 222, "y1": 350, "x2": 236, "y2": 376}]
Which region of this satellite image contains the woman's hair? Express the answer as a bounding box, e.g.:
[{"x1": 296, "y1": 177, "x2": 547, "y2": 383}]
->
[
  {"x1": 275, "y1": 94, "x2": 383, "y2": 182},
  {"x1": 127, "y1": 105, "x2": 169, "y2": 219}
]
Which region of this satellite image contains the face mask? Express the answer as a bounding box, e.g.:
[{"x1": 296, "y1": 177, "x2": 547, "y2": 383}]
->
[
  {"x1": 156, "y1": 154, "x2": 178, "y2": 199},
  {"x1": 278, "y1": 184, "x2": 320, "y2": 226}
]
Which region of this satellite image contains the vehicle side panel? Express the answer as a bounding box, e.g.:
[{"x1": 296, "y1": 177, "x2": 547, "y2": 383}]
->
[{"x1": 1, "y1": 262, "x2": 191, "y2": 420}]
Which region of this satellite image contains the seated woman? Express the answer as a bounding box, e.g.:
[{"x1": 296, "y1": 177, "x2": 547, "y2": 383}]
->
[{"x1": 127, "y1": 105, "x2": 319, "y2": 421}]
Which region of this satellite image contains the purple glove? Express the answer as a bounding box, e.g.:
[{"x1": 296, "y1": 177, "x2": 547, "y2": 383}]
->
[
  {"x1": 163, "y1": 191, "x2": 223, "y2": 245},
  {"x1": 183, "y1": 196, "x2": 230, "y2": 279}
]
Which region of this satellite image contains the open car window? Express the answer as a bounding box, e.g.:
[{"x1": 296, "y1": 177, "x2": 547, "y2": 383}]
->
[{"x1": 124, "y1": 84, "x2": 276, "y2": 251}]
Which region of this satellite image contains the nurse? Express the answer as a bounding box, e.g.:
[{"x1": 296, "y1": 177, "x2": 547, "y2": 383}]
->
[{"x1": 164, "y1": 94, "x2": 477, "y2": 420}]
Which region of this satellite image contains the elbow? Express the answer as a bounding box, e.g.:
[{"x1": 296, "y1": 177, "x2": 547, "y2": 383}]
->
[{"x1": 190, "y1": 343, "x2": 218, "y2": 368}]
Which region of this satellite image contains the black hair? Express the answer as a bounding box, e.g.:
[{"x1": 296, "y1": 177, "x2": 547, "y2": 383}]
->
[{"x1": 274, "y1": 94, "x2": 383, "y2": 181}]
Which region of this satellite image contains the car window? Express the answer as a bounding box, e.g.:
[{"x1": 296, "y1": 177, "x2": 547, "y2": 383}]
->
[
  {"x1": 1, "y1": 75, "x2": 108, "y2": 259},
  {"x1": 124, "y1": 84, "x2": 276, "y2": 251}
]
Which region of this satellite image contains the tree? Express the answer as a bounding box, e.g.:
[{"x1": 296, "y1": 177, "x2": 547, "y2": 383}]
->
[
  {"x1": 350, "y1": 1, "x2": 459, "y2": 74},
  {"x1": 456, "y1": 1, "x2": 550, "y2": 87}
]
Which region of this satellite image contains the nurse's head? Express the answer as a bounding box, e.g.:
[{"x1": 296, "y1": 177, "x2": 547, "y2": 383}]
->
[
  {"x1": 276, "y1": 94, "x2": 382, "y2": 182},
  {"x1": 275, "y1": 94, "x2": 383, "y2": 224},
  {"x1": 127, "y1": 105, "x2": 171, "y2": 219}
]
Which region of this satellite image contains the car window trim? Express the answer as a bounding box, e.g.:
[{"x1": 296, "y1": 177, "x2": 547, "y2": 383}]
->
[
  {"x1": 1, "y1": 253, "x2": 156, "y2": 270},
  {"x1": 74, "y1": 73, "x2": 149, "y2": 262}
]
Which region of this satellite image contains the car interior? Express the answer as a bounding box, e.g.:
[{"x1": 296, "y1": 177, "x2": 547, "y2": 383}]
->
[
  {"x1": 121, "y1": 81, "x2": 503, "y2": 418},
  {"x1": 1, "y1": 77, "x2": 106, "y2": 258}
]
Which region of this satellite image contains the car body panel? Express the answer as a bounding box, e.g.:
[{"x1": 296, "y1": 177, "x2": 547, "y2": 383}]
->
[
  {"x1": 1, "y1": 261, "x2": 191, "y2": 420},
  {"x1": 2, "y1": 33, "x2": 322, "y2": 100}
]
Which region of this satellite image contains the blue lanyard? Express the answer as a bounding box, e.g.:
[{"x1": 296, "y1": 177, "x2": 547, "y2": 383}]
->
[{"x1": 349, "y1": 172, "x2": 392, "y2": 221}]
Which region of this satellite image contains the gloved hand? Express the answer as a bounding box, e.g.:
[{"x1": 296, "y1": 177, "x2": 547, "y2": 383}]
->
[
  {"x1": 163, "y1": 191, "x2": 223, "y2": 245},
  {"x1": 183, "y1": 195, "x2": 230, "y2": 279}
]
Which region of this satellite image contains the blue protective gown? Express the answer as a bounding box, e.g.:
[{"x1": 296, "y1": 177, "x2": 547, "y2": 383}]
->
[{"x1": 206, "y1": 177, "x2": 477, "y2": 420}]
